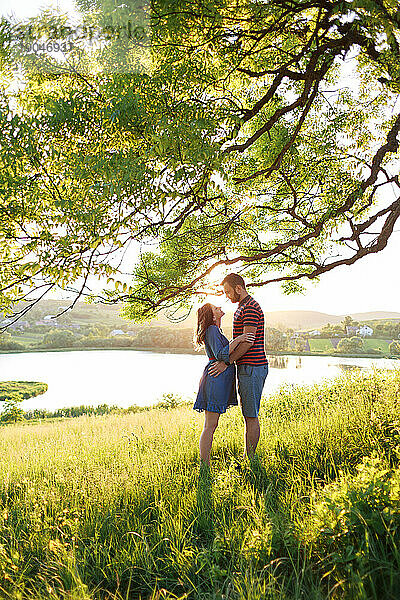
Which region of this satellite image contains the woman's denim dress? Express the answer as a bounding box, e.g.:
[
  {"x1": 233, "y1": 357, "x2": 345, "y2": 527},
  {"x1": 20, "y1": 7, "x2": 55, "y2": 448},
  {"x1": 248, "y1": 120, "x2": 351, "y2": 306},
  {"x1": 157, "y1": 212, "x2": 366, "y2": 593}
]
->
[{"x1": 193, "y1": 325, "x2": 238, "y2": 414}]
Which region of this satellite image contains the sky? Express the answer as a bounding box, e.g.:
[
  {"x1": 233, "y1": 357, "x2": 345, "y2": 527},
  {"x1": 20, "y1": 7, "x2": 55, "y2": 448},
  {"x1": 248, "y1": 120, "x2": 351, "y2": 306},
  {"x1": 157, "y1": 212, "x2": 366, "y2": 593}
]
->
[
  {"x1": 255, "y1": 232, "x2": 400, "y2": 314},
  {"x1": 198, "y1": 228, "x2": 400, "y2": 316},
  {"x1": 0, "y1": 0, "x2": 80, "y2": 20},
  {"x1": 2, "y1": 0, "x2": 399, "y2": 316}
]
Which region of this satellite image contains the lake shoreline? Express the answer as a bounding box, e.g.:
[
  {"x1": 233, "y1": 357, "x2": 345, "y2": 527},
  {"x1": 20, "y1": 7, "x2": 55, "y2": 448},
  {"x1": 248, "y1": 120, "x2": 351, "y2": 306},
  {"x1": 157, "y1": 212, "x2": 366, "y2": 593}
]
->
[
  {"x1": 0, "y1": 345, "x2": 398, "y2": 360},
  {"x1": 5, "y1": 348, "x2": 399, "y2": 415}
]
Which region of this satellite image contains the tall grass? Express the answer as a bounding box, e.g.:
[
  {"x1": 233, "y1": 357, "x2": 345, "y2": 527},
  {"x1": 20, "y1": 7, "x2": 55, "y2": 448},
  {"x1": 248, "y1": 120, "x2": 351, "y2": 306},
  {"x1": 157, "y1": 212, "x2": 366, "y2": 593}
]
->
[{"x1": 1, "y1": 369, "x2": 400, "y2": 599}]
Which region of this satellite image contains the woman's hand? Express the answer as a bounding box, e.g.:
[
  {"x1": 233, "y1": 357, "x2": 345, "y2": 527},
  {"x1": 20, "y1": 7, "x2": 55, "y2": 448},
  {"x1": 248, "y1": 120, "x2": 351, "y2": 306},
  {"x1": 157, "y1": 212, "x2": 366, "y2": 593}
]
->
[{"x1": 238, "y1": 332, "x2": 255, "y2": 344}]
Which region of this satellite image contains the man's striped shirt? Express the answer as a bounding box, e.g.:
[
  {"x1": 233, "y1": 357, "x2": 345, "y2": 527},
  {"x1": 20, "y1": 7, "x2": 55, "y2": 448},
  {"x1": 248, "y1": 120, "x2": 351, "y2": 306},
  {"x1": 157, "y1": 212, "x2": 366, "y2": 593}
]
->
[{"x1": 233, "y1": 295, "x2": 268, "y2": 366}]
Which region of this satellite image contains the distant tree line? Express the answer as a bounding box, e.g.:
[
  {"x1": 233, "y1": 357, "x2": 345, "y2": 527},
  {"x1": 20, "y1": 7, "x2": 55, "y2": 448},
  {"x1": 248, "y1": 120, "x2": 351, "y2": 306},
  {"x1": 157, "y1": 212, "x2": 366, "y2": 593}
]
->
[
  {"x1": 8, "y1": 395, "x2": 190, "y2": 424},
  {"x1": 34, "y1": 327, "x2": 197, "y2": 351},
  {"x1": 0, "y1": 331, "x2": 25, "y2": 350},
  {"x1": 2, "y1": 319, "x2": 400, "y2": 357},
  {"x1": 23, "y1": 403, "x2": 146, "y2": 420},
  {"x1": 373, "y1": 322, "x2": 400, "y2": 339}
]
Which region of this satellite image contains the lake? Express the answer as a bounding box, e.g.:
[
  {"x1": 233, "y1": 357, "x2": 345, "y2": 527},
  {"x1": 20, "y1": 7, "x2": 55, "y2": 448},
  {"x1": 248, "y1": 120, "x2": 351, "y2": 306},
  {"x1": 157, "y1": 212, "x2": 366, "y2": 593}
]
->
[{"x1": 0, "y1": 350, "x2": 399, "y2": 411}]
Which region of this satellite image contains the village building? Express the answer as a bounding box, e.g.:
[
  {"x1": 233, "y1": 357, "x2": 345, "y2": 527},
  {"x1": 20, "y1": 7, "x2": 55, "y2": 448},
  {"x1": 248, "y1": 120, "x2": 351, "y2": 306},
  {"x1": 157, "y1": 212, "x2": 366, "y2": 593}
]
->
[{"x1": 358, "y1": 325, "x2": 373, "y2": 337}]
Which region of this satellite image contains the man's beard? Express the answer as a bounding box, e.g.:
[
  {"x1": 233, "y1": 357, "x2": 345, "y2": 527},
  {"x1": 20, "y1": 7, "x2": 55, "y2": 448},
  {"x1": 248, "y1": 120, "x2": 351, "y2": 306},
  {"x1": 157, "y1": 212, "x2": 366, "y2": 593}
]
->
[{"x1": 232, "y1": 290, "x2": 241, "y2": 303}]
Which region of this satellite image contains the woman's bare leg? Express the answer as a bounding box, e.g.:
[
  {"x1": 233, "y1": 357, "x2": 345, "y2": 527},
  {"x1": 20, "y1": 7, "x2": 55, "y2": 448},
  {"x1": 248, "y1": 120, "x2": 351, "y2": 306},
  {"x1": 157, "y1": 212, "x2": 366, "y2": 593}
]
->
[{"x1": 199, "y1": 410, "x2": 220, "y2": 465}]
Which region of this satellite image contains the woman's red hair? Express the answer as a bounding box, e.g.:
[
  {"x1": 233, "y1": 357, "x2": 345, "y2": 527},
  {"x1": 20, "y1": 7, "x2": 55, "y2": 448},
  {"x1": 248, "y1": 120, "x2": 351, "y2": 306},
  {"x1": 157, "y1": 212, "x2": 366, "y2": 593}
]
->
[{"x1": 194, "y1": 303, "x2": 214, "y2": 347}]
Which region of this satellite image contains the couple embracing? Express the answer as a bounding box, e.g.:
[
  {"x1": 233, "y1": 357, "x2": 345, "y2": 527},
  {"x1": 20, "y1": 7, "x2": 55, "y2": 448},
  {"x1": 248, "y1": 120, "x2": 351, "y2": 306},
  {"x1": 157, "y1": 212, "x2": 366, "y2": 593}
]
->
[{"x1": 193, "y1": 273, "x2": 269, "y2": 466}]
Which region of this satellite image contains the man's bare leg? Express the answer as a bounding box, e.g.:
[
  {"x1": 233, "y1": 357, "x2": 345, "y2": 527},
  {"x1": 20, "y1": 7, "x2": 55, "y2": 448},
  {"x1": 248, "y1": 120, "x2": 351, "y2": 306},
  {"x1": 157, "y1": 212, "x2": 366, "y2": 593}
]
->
[
  {"x1": 243, "y1": 416, "x2": 260, "y2": 458},
  {"x1": 199, "y1": 410, "x2": 220, "y2": 465}
]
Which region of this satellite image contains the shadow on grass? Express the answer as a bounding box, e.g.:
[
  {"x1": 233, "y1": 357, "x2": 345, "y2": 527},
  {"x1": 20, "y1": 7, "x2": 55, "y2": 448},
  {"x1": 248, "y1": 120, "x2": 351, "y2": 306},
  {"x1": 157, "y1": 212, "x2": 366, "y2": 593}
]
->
[
  {"x1": 193, "y1": 462, "x2": 215, "y2": 544},
  {"x1": 245, "y1": 454, "x2": 276, "y2": 490}
]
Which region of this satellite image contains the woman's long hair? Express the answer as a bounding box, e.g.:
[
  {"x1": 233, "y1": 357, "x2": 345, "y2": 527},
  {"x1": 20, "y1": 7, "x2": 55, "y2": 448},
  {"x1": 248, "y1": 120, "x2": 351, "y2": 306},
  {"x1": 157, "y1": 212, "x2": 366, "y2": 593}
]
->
[{"x1": 194, "y1": 303, "x2": 214, "y2": 348}]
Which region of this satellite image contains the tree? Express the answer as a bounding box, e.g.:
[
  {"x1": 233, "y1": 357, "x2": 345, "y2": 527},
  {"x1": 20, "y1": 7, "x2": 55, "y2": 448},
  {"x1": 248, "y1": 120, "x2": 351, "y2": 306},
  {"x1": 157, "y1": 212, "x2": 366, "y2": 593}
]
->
[
  {"x1": 1, "y1": 0, "x2": 400, "y2": 323},
  {"x1": 0, "y1": 393, "x2": 25, "y2": 423},
  {"x1": 341, "y1": 316, "x2": 357, "y2": 334},
  {"x1": 374, "y1": 320, "x2": 400, "y2": 338},
  {"x1": 42, "y1": 329, "x2": 76, "y2": 348},
  {"x1": 337, "y1": 336, "x2": 363, "y2": 353},
  {"x1": 85, "y1": 324, "x2": 110, "y2": 338},
  {"x1": 294, "y1": 337, "x2": 307, "y2": 353},
  {"x1": 0, "y1": 331, "x2": 25, "y2": 350},
  {"x1": 265, "y1": 327, "x2": 288, "y2": 352},
  {"x1": 321, "y1": 322, "x2": 343, "y2": 336},
  {"x1": 0, "y1": 381, "x2": 48, "y2": 423},
  {"x1": 389, "y1": 341, "x2": 400, "y2": 355}
]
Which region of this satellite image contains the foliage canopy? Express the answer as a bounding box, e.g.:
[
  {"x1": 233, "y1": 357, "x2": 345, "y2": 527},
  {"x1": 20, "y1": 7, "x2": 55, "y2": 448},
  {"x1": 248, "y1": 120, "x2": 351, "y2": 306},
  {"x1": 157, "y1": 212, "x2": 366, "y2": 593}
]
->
[{"x1": 1, "y1": 0, "x2": 400, "y2": 322}]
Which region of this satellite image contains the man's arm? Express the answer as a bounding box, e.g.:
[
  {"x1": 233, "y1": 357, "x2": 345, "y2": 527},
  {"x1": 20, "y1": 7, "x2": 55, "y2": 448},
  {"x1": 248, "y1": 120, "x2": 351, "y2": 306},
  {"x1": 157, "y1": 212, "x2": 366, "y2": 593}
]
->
[
  {"x1": 208, "y1": 325, "x2": 256, "y2": 377},
  {"x1": 228, "y1": 325, "x2": 257, "y2": 362}
]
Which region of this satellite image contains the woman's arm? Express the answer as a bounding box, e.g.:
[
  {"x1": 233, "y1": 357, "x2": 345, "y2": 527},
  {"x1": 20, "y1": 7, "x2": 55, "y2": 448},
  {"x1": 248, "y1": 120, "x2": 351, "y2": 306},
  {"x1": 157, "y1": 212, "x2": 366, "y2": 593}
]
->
[
  {"x1": 206, "y1": 326, "x2": 255, "y2": 364},
  {"x1": 209, "y1": 326, "x2": 257, "y2": 377}
]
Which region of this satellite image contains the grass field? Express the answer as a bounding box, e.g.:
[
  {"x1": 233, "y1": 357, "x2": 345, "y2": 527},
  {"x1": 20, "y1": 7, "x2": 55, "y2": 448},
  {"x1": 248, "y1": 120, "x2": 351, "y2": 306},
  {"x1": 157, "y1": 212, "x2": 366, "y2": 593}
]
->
[
  {"x1": 308, "y1": 339, "x2": 333, "y2": 352},
  {"x1": 308, "y1": 337, "x2": 394, "y2": 355},
  {"x1": 9, "y1": 333, "x2": 42, "y2": 347},
  {"x1": 362, "y1": 338, "x2": 391, "y2": 353},
  {"x1": 1, "y1": 369, "x2": 400, "y2": 599}
]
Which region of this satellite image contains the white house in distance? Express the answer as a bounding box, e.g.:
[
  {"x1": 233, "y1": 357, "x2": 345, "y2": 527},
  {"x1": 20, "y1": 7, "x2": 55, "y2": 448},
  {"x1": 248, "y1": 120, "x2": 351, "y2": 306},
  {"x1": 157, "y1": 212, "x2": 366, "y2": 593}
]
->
[
  {"x1": 346, "y1": 324, "x2": 373, "y2": 337},
  {"x1": 358, "y1": 325, "x2": 373, "y2": 337},
  {"x1": 110, "y1": 329, "x2": 125, "y2": 336},
  {"x1": 43, "y1": 315, "x2": 59, "y2": 327}
]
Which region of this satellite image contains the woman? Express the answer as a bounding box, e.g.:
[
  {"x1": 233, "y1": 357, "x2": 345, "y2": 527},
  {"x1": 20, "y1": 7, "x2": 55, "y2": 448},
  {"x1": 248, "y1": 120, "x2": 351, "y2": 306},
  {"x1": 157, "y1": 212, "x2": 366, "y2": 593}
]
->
[{"x1": 193, "y1": 303, "x2": 255, "y2": 465}]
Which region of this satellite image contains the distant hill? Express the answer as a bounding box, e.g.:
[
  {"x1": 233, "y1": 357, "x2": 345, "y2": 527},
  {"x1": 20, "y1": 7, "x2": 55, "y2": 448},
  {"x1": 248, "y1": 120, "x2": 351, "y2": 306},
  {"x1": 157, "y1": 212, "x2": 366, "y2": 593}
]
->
[
  {"x1": 265, "y1": 311, "x2": 335, "y2": 330},
  {"x1": 264, "y1": 310, "x2": 400, "y2": 330},
  {"x1": 144, "y1": 309, "x2": 400, "y2": 331},
  {"x1": 8, "y1": 300, "x2": 400, "y2": 332},
  {"x1": 349, "y1": 311, "x2": 400, "y2": 322}
]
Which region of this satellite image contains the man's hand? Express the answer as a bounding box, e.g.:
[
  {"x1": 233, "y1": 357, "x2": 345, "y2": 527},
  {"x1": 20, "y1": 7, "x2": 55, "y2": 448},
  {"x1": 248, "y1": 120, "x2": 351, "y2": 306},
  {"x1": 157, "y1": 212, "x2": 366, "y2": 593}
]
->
[{"x1": 208, "y1": 361, "x2": 228, "y2": 377}]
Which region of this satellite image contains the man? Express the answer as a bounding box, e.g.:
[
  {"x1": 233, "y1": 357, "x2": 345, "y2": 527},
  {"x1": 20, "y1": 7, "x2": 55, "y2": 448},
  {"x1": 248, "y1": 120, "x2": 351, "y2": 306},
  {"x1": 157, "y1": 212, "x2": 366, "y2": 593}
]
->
[{"x1": 208, "y1": 273, "x2": 268, "y2": 458}]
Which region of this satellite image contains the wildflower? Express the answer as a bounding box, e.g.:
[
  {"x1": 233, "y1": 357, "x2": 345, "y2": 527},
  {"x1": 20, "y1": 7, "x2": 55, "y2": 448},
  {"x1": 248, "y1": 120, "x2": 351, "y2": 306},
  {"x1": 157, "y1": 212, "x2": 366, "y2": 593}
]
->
[{"x1": 48, "y1": 539, "x2": 64, "y2": 553}]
